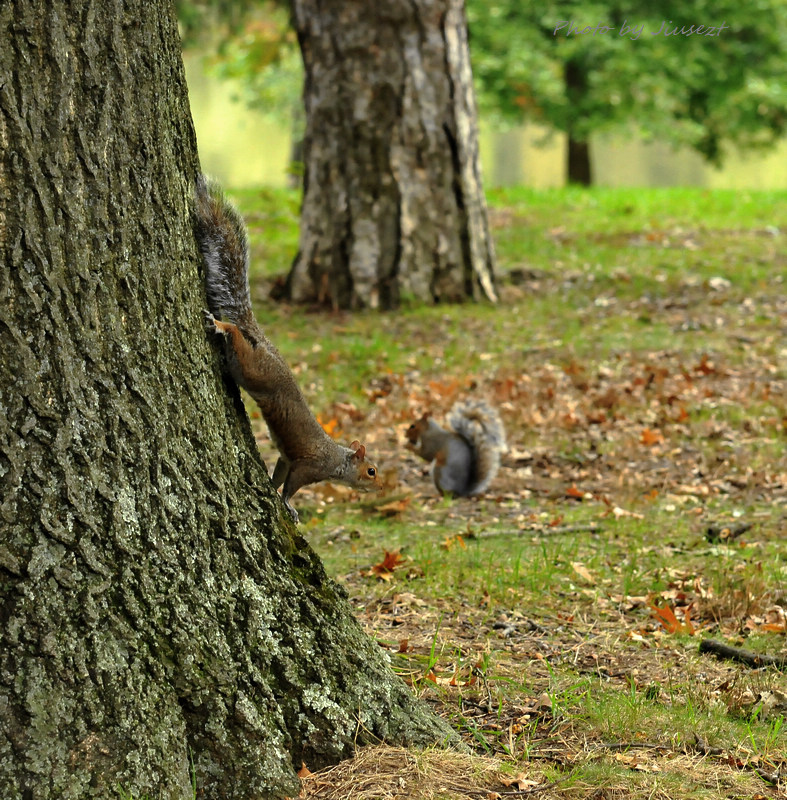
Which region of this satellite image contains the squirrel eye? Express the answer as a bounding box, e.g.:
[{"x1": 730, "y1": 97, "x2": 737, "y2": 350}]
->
[{"x1": 368, "y1": 468, "x2": 376, "y2": 477}]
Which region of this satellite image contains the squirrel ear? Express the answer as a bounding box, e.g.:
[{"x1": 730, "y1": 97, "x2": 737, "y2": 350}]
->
[
  {"x1": 352, "y1": 443, "x2": 366, "y2": 459},
  {"x1": 350, "y1": 440, "x2": 361, "y2": 451}
]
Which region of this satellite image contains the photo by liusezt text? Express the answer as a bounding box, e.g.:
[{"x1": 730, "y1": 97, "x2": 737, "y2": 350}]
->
[{"x1": 553, "y1": 20, "x2": 729, "y2": 40}]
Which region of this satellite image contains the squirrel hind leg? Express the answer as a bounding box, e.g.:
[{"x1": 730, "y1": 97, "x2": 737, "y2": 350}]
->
[
  {"x1": 271, "y1": 457, "x2": 289, "y2": 490},
  {"x1": 433, "y1": 448, "x2": 473, "y2": 496}
]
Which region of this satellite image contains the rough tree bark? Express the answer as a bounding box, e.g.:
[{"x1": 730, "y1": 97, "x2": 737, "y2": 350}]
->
[
  {"x1": 0, "y1": 2, "x2": 455, "y2": 799},
  {"x1": 288, "y1": 0, "x2": 497, "y2": 309}
]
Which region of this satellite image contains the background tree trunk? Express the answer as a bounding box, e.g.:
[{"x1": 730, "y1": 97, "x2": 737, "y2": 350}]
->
[
  {"x1": 567, "y1": 136, "x2": 592, "y2": 186},
  {"x1": 565, "y1": 58, "x2": 593, "y2": 186},
  {"x1": 288, "y1": 0, "x2": 497, "y2": 309},
  {"x1": 0, "y1": 2, "x2": 455, "y2": 799}
]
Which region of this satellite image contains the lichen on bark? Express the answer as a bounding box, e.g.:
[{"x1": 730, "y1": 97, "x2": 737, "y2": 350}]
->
[{"x1": 0, "y1": 2, "x2": 456, "y2": 798}]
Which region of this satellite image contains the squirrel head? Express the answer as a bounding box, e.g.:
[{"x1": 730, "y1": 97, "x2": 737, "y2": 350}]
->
[
  {"x1": 405, "y1": 414, "x2": 430, "y2": 448},
  {"x1": 347, "y1": 440, "x2": 382, "y2": 492}
]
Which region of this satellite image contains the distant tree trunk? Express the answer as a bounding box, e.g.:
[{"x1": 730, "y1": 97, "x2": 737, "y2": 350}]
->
[
  {"x1": 565, "y1": 58, "x2": 592, "y2": 186},
  {"x1": 288, "y1": 0, "x2": 497, "y2": 309},
  {"x1": 0, "y1": 2, "x2": 455, "y2": 799},
  {"x1": 567, "y1": 136, "x2": 592, "y2": 186}
]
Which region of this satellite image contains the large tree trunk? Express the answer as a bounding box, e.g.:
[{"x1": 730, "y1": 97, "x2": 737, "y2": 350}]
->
[
  {"x1": 288, "y1": 0, "x2": 497, "y2": 309},
  {"x1": 0, "y1": 2, "x2": 455, "y2": 799}
]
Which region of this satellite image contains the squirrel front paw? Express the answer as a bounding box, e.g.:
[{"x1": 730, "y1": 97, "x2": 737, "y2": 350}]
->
[
  {"x1": 204, "y1": 310, "x2": 232, "y2": 337},
  {"x1": 203, "y1": 310, "x2": 219, "y2": 332}
]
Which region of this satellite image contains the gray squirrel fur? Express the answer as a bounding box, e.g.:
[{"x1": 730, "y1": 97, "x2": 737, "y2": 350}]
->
[
  {"x1": 195, "y1": 174, "x2": 256, "y2": 336},
  {"x1": 194, "y1": 175, "x2": 380, "y2": 523},
  {"x1": 406, "y1": 400, "x2": 506, "y2": 496}
]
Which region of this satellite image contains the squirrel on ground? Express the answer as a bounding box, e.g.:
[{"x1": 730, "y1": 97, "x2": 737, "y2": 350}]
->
[
  {"x1": 405, "y1": 400, "x2": 506, "y2": 496},
  {"x1": 194, "y1": 175, "x2": 381, "y2": 523}
]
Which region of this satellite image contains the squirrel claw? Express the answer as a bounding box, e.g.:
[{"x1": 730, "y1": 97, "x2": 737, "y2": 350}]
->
[
  {"x1": 283, "y1": 500, "x2": 299, "y2": 525},
  {"x1": 203, "y1": 310, "x2": 221, "y2": 334}
]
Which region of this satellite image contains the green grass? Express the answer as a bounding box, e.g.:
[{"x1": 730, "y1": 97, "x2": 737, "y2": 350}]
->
[{"x1": 227, "y1": 184, "x2": 786, "y2": 799}]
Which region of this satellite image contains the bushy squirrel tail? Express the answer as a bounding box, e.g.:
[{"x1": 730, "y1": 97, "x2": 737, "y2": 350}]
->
[
  {"x1": 194, "y1": 175, "x2": 256, "y2": 333},
  {"x1": 448, "y1": 400, "x2": 506, "y2": 495}
]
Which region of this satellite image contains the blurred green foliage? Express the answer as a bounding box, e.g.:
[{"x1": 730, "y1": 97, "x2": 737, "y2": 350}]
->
[
  {"x1": 176, "y1": 0, "x2": 260, "y2": 47},
  {"x1": 467, "y1": 0, "x2": 787, "y2": 166},
  {"x1": 177, "y1": 0, "x2": 302, "y2": 124},
  {"x1": 177, "y1": 0, "x2": 787, "y2": 174}
]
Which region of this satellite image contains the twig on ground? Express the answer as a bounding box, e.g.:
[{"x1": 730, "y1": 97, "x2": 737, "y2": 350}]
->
[
  {"x1": 474, "y1": 524, "x2": 601, "y2": 539},
  {"x1": 693, "y1": 734, "x2": 783, "y2": 786},
  {"x1": 596, "y1": 741, "x2": 669, "y2": 751},
  {"x1": 699, "y1": 639, "x2": 787, "y2": 669}
]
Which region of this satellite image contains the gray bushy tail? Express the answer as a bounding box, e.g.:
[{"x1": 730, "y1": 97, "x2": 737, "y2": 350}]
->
[
  {"x1": 448, "y1": 400, "x2": 506, "y2": 495},
  {"x1": 194, "y1": 175, "x2": 255, "y2": 333}
]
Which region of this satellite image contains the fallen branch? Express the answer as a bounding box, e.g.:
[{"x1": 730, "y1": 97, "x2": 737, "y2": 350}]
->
[
  {"x1": 699, "y1": 639, "x2": 787, "y2": 669},
  {"x1": 694, "y1": 734, "x2": 783, "y2": 786},
  {"x1": 597, "y1": 741, "x2": 669, "y2": 752},
  {"x1": 474, "y1": 524, "x2": 600, "y2": 539}
]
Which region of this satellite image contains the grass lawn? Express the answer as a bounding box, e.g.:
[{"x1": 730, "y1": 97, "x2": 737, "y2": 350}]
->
[{"x1": 229, "y1": 185, "x2": 786, "y2": 799}]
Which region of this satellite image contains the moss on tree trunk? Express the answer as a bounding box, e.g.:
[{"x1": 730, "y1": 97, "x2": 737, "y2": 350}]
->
[{"x1": 0, "y1": 2, "x2": 456, "y2": 798}]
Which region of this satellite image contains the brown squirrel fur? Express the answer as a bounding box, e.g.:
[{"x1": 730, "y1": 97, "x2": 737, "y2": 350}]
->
[{"x1": 194, "y1": 175, "x2": 380, "y2": 522}]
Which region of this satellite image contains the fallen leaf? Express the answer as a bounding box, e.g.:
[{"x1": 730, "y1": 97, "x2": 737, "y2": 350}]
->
[
  {"x1": 611, "y1": 506, "x2": 645, "y2": 520},
  {"x1": 571, "y1": 562, "x2": 595, "y2": 585},
  {"x1": 536, "y1": 692, "x2": 552, "y2": 711},
  {"x1": 650, "y1": 602, "x2": 695, "y2": 635},
  {"x1": 376, "y1": 496, "x2": 412, "y2": 516},
  {"x1": 333, "y1": 401, "x2": 365, "y2": 421},
  {"x1": 695, "y1": 353, "x2": 719, "y2": 374},
  {"x1": 640, "y1": 427, "x2": 664, "y2": 446},
  {"x1": 427, "y1": 379, "x2": 460, "y2": 398},
  {"x1": 440, "y1": 534, "x2": 466, "y2": 550},
  {"x1": 650, "y1": 603, "x2": 681, "y2": 634},
  {"x1": 500, "y1": 772, "x2": 539, "y2": 789},
  {"x1": 316, "y1": 415, "x2": 341, "y2": 438},
  {"x1": 760, "y1": 622, "x2": 786, "y2": 632},
  {"x1": 371, "y1": 550, "x2": 405, "y2": 579}
]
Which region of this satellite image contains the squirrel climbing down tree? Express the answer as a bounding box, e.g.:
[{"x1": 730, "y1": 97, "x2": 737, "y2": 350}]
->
[
  {"x1": 406, "y1": 401, "x2": 506, "y2": 496},
  {"x1": 194, "y1": 175, "x2": 381, "y2": 523}
]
